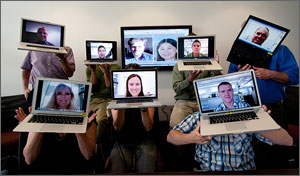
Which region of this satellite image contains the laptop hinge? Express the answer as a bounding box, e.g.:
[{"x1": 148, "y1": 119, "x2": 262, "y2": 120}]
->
[{"x1": 207, "y1": 108, "x2": 255, "y2": 116}]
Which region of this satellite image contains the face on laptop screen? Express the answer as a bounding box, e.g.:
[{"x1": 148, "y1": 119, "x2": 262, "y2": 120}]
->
[
  {"x1": 34, "y1": 80, "x2": 89, "y2": 113},
  {"x1": 178, "y1": 36, "x2": 215, "y2": 59},
  {"x1": 195, "y1": 71, "x2": 260, "y2": 113},
  {"x1": 86, "y1": 41, "x2": 117, "y2": 60},
  {"x1": 21, "y1": 19, "x2": 64, "y2": 47},
  {"x1": 112, "y1": 71, "x2": 157, "y2": 99},
  {"x1": 238, "y1": 18, "x2": 288, "y2": 53}
]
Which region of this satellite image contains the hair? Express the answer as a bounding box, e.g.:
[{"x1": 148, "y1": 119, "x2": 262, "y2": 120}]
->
[
  {"x1": 128, "y1": 38, "x2": 147, "y2": 47},
  {"x1": 45, "y1": 84, "x2": 76, "y2": 110},
  {"x1": 255, "y1": 27, "x2": 270, "y2": 38},
  {"x1": 125, "y1": 63, "x2": 141, "y2": 70},
  {"x1": 192, "y1": 39, "x2": 201, "y2": 46},
  {"x1": 125, "y1": 74, "x2": 144, "y2": 97},
  {"x1": 217, "y1": 82, "x2": 232, "y2": 92},
  {"x1": 98, "y1": 45, "x2": 106, "y2": 51},
  {"x1": 37, "y1": 27, "x2": 47, "y2": 33},
  {"x1": 156, "y1": 38, "x2": 177, "y2": 61}
]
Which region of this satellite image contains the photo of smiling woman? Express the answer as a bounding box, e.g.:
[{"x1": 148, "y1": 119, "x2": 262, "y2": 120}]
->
[
  {"x1": 125, "y1": 74, "x2": 144, "y2": 97},
  {"x1": 45, "y1": 84, "x2": 76, "y2": 110}
]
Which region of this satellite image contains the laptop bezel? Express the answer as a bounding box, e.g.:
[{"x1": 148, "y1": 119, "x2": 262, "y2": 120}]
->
[
  {"x1": 31, "y1": 77, "x2": 92, "y2": 116},
  {"x1": 236, "y1": 15, "x2": 290, "y2": 54},
  {"x1": 110, "y1": 69, "x2": 158, "y2": 100},
  {"x1": 85, "y1": 40, "x2": 117, "y2": 62},
  {"x1": 177, "y1": 35, "x2": 216, "y2": 60},
  {"x1": 19, "y1": 18, "x2": 65, "y2": 49},
  {"x1": 193, "y1": 69, "x2": 262, "y2": 116}
]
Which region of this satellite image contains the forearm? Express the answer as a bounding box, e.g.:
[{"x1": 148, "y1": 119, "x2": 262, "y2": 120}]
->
[
  {"x1": 103, "y1": 71, "x2": 111, "y2": 87},
  {"x1": 22, "y1": 70, "x2": 31, "y2": 91},
  {"x1": 167, "y1": 130, "x2": 193, "y2": 145},
  {"x1": 112, "y1": 109, "x2": 125, "y2": 131},
  {"x1": 60, "y1": 61, "x2": 74, "y2": 77},
  {"x1": 258, "y1": 128, "x2": 293, "y2": 146},
  {"x1": 89, "y1": 70, "x2": 98, "y2": 84},
  {"x1": 270, "y1": 71, "x2": 290, "y2": 84},
  {"x1": 141, "y1": 108, "x2": 154, "y2": 131},
  {"x1": 23, "y1": 132, "x2": 44, "y2": 165},
  {"x1": 76, "y1": 123, "x2": 96, "y2": 160}
]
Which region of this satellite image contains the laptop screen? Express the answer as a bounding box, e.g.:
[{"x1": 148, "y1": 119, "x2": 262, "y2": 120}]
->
[
  {"x1": 86, "y1": 40, "x2": 117, "y2": 61},
  {"x1": 34, "y1": 79, "x2": 90, "y2": 113},
  {"x1": 194, "y1": 70, "x2": 260, "y2": 113},
  {"x1": 178, "y1": 36, "x2": 215, "y2": 59},
  {"x1": 111, "y1": 70, "x2": 157, "y2": 99},
  {"x1": 237, "y1": 15, "x2": 289, "y2": 53},
  {"x1": 20, "y1": 19, "x2": 64, "y2": 47}
]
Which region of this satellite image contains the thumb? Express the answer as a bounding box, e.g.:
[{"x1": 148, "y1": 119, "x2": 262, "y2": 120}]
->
[
  {"x1": 252, "y1": 66, "x2": 258, "y2": 70},
  {"x1": 196, "y1": 121, "x2": 201, "y2": 131}
]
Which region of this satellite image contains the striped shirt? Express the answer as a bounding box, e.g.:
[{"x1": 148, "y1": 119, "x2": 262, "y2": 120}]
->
[
  {"x1": 173, "y1": 112, "x2": 273, "y2": 171},
  {"x1": 214, "y1": 101, "x2": 250, "y2": 112}
]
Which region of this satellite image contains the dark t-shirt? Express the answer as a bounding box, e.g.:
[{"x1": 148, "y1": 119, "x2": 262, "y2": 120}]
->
[
  {"x1": 116, "y1": 108, "x2": 153, "y2": 144},
  {"x1": 21, "y1": 133, "x2": 94, "y2": 174}
]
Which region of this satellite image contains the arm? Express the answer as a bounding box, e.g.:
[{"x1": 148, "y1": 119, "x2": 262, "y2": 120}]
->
[
  {"x1": 58, "y1": 58, "x2": 75, "y2": 77},
  {"x1": 23, "y1": 132, "x2": 44, "y2": 165},
  {"x1": 22, "y1": 70, "x2": 31, "y2": 100},
  {"x1": 99, "y1": 64, "x2": 111, "y2": 87},
  {"x1": 111, "y1": 109, "x2": 126, "y2": 131},
  {"x1": 56, "y1": 47, "x2": 75, "y2": 77},
  {"x1": 140, "y1": 108, "x2": 155, "y2": 131},
  {"x1": 257, "y1": 128, "x2": 293, "y2": 146},
  {"x1": 167, "y1": 122, "x2": 211, "y2": 145},
  {"x1": 252, "y1": 66, "x2": 290, "y2": 84},
  {"x1": 86, "y1": 65, "x2": 98, "y2": 85},
  {"x1": 76, "y1": 113, "x2": 97, "y2": 160}
]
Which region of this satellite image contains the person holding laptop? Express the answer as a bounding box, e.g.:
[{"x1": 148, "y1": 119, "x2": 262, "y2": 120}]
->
[
  {"x1": 109, "y1": 64, "x2": 158, "y2": 173},
  {"x1": 21, "y1": 46, "x2": 75, "y2": 106},
  {"x1": 85, "y1": 62, "x2": 120, "y2": 143},
  {"x1": 167, "y1": 105, "x2": 293, "y2": 171},
  {"x1": 14, "y1": 106, "x2": 97, "y2": 174},
  {"x1": 214, "y1": 82, "x2": 250, "y2": 111}
]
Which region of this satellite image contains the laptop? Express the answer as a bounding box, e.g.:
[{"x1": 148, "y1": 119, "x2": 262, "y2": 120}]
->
[
  {"x1": 107, "y1": 69, "x2": 162, "y2": 109},
  {"x1": 13, "y1": 78, "x2": 92, "y2": 133},
  {"x1": 17, "y1": 18, "x2": 67, "y2": 54},
  {"x1": 227, "y1": 15, "x2": 290, "y2": 68},
  {"x1": 177, "y1": 35, "x2": 223, "y2": 71},
  {"x1": 193, "y1": 70, "x2": 280, "y2": 136},
  {"x1": 84, "y1": 40, "x2": 118, "y2": 65}
]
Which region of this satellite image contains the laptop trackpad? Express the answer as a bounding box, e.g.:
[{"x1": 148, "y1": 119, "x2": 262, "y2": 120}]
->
[
  {"x1": 40, "y1": 125, "x2": 65, "y2": 132},
  {"x1": 225, "y1": 123, "x2": 247, "y2": 131}
]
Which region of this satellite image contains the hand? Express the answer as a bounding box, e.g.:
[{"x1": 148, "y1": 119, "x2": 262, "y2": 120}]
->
[
  {"x1": 98, "y1": 64, "x2": 111, "y2": 74},
  {"x1": 262, "y1": 105, "x2": 271, "y2": 114},
  {"x1": 237, "y1": 64, "x2": 252, "y2": 71},
  {"x1": 253, "y1": 66, "x2": 272, "y2": 80},
  {"x1": 56, "y1": 46, "x2": 68, "y2": 62},
  {"x1": 24, "y1": 88, "x2": 31, "y2": 100},
  {"x1": 187, "y1": 69, "x2": 202, "y2": 82},
  {"x1": 215, "y1": 50, "x2": 219, "y2": 63},
  {"x1": 189, "y1": 122, "x2": 212, "y2": 145},
  {"x1": 15, "y1": 107, "x2": 31, "y2": 123},
  {"x1": 87, "y1": 109, "x2": 97, "y2": 124}
]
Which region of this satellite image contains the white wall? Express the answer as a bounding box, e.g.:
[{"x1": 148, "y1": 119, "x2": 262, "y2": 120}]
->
[{"x1": 1, "y1": 1, "x2": 299, "y2": 105}]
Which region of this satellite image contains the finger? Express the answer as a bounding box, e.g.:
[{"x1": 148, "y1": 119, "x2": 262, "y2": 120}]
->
[{"x1": 29, "y1": 107, "x2": 32, "y2": 113}]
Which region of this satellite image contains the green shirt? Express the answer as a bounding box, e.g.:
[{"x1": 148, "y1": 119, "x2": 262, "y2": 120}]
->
[
  {"x1": 86, "y1": 64, "x2": 120, "y2": 99},
  {"x1": 172, "y1": 63, "x2": 216, "y2": 101}
]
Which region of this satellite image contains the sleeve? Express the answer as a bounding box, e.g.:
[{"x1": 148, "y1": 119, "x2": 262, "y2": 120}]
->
[
  {"x1": 254, "y1": 133, "x2": 274, "y2": 146},
  {"x1": 228, "y1": 63, "x2": 239, "y2": 73},
  {"x1": 172, "y1": 64, "x2": 191, "y2": 95},
  {"x1": 277, "y1": 46, "x2": 299, "y2": 86},
  {"x1": 20, "y1": 51, "x2": 33, "y2": 70},
  {"x1": 65, "y1": 46, "x2": 76, "y2": 71},
  {"x1": 173, "y1": 112, "x2": 200, "y2": 133}
]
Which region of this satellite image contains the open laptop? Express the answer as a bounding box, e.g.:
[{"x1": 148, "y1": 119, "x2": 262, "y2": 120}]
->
[
  {"x1": 13, "y1": 78, "x2": 92, "y2": 133},
  {"x1": 84, "y1": 40, "x2": 118, "y2": 65},
  {"x1": 227, "y1": 15, "x2": 290, "y2": 68},
  {"x1": 17, "y1": 18, "x2": 67, "y2": 54},
  {"x1": 107, "y1": 69, "x2": 162, "y2": 109},
  {"x1": 177, "y1": 35, "x2": 223, "y2": 71},
  {"x1": 193, "y1": 70, "x2": 280, "y2": 136}
]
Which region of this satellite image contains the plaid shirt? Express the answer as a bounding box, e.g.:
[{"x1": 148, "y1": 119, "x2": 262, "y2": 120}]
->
[
  {"x1": 214, "y1": 101, "x2": 250, "y2": 112},
  {"x1": 173, "y1": 112, "x2": 273, "y2": 171}
]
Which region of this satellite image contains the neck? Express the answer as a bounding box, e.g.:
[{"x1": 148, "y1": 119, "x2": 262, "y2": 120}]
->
[
  {"x1": 193, "y1": 52, "x2": 199, "y2": 57},
  {"x1": 224, "y1": 101, "x2": 234, "y2": 109}
]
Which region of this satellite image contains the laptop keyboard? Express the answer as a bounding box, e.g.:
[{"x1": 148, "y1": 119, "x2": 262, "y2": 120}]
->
[
  {"x1": 209, "y1": 111, "x2": 259, "y2": 124},
  {"x1": 183, "y1": 61, "x2": 212, "y2": 66},
  {"x1": 28, "y1": 115, "x2": 84, "y2": 124},
  {"x1": 27, "y1": 44, "x2": 59, "y2": 50},
  {"x1": 116, "y1": 99, "x2": 153, "y2": 104}
]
